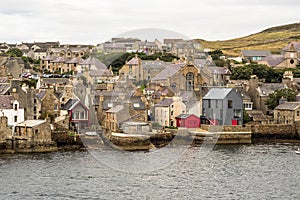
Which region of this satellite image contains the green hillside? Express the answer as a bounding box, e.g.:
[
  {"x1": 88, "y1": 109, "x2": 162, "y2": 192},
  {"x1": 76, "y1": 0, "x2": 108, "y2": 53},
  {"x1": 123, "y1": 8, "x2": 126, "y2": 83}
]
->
[{"x1": 195, "y1": 22, "x2": 300, "y2": 57}]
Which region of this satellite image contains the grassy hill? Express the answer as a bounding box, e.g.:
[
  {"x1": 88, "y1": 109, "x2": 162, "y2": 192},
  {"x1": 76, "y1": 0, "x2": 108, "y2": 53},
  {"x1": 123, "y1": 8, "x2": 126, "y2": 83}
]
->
[{"x1": 195, "y1": 22, "x2": 300, "y2": 57}]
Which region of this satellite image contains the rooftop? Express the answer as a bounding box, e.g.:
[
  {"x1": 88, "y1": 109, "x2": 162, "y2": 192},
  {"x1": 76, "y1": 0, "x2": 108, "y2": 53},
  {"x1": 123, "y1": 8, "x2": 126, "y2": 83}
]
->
[
  {"x1": 16, "y1": 120, "x2": 47, "y2": 127},
  {"x1": 203, "y1": 88, "x2": 234, "y2": 100}
]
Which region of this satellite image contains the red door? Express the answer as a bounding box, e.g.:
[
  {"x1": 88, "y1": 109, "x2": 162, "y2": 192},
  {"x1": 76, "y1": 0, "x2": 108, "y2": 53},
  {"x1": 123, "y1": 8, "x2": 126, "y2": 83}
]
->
[{"x1": 232, "y1": 119, "x2": 238, "y2": 126}]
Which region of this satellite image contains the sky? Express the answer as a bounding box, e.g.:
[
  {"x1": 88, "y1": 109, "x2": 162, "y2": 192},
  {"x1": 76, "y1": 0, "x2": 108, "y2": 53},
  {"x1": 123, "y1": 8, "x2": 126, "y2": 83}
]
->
[{"x1": 1, "y1": 0, "x2": 300, "y2": 44}]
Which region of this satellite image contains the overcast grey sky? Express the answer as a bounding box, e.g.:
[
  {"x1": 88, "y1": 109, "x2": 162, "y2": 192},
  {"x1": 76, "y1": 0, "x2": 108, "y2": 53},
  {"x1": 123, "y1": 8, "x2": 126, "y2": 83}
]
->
[{"x1": 1, "y1": 0, "x2": 299, "y2": 44}]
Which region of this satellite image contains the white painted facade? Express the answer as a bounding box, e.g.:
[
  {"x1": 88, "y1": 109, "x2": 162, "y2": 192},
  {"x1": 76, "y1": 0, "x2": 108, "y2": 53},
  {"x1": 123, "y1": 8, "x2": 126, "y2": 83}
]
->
[{"x1": 1, "y1": 100, "x2": 25, "y2": 127}]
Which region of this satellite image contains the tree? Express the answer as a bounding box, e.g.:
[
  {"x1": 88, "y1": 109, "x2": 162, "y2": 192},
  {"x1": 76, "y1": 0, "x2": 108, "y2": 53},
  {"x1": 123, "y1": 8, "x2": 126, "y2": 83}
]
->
[
  {"x1": 6, "y1": 48, "x2": 23, "y2": 57},
  {"x1": 243, "y1": 110, "x2": 252, "y2": 124},
  {"x1": 231, "y1": 64, "x2": 284, "y2": 83},
  {"x1": 266, "y1": 88, "x2": 297, "y2": 110}
]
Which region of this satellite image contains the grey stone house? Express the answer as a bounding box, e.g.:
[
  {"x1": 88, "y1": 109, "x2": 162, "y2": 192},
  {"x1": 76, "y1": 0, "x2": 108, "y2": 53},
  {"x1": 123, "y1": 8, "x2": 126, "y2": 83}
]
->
[{"x1": 202, "y1": 88, "x2": 243, "y2": 125}]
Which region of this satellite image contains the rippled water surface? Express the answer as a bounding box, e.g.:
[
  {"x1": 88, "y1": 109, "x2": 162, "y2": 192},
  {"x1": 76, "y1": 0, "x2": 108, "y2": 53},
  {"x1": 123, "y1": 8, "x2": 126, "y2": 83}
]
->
[{"x1": 0, "y1": 143, "x2": 299, "y2": 199}]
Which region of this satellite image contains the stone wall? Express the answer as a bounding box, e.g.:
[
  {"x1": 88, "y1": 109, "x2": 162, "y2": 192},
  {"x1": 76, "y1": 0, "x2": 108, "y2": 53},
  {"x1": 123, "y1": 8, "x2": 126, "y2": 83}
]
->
[
  {"x1": 249, "y1": 124, "x2": 298, "y2": 139},
  {"x1": 200, "y1": 125, "x2": 251, "y2": 132}
]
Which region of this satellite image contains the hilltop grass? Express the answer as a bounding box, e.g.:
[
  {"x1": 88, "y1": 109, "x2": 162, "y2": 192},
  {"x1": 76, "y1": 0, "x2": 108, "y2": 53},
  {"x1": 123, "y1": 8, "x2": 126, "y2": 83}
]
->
[{"x1": 196, "y1": 23, "x2": 300, "y2": 56}]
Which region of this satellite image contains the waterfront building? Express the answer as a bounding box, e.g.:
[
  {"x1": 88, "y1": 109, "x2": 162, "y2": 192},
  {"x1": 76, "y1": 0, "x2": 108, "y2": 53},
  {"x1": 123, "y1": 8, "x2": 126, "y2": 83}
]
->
[{"x1": 202, "y1": 88, "x2": 243, "y2": 125}]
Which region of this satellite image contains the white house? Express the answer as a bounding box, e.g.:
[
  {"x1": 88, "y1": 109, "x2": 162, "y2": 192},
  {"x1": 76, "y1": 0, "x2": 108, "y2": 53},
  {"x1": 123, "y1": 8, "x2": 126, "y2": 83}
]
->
[{"x1": 0, "y1": 95, "x2": 25, "y2": 127}]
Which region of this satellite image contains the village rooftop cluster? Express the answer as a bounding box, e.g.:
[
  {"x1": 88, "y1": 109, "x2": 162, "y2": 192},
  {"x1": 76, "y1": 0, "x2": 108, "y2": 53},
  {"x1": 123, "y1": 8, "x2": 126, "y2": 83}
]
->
[{"x1": 0, "y1": 37, "x2": 300, "y2": 152}]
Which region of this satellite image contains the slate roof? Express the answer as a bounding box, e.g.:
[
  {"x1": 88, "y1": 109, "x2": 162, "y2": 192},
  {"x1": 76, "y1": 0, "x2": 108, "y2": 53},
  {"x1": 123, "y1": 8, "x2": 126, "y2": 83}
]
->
[
  {"x1": 0, "y1": 95, "x2": 14, "y2": 109},
  {"x1": 65, "y1": 57, "x2": 82, "y2": 64},
  {"x1": 155, "y1": 98, "x2": 174, "y2": 107},
  {"x1": 35, "y1": 48, "x2": 47, "y2": 53},
  {"x1": 126, "y1": 57, "x2": 139, "y2": 65},
  {"x1": 152, "y1": 63, "x2": 185, "y2": 81},
  {"x1": 246, "y1": 110, "x2": 268, "y2": 122},
  {"x1": 42, "y1": 55, "x2": 57, "y2": 61},
  {"x1": 36, "y1": 90, "x2": 46, "y2": 100},
  {"x1": 261, "y1": 55, "x2": 285, "y2": 67},
  {"x1": 16, "y1": 120, "x2": 46, "y2": 127},
  {"x1": 41, "y1": 78, "x2": 69, "y2": 86},
  {"x1": 101, "y1": 96, "x2": 145, "y2": 110},
  {"x1": 62, "y1": 98, "x2": 80, "y2": 110},
  {"x1": 106, "y1": 105, "x2": 124, "y2": 113},
  {"x1": 258, "y1": 83, "x2": 286, "y2": 96},
  {"x1": 174, "y1": 42, "x2": 195, "y2": 49},
  {"x1": 208, "y1": 67, "x2": 231, "y2": 75},
  {"x1": 141, "y1": 60, "x2": 170, "y2": 69},
  {"x1": 80, "y1": 57, "x2": 107, "y2": 70},
  {"x1": 0, "y1": 77, "x2": 8, "y2": 83},
  {"x1": 0, "y1": 83, "x2": 10, "y2": 94},
  {"x1": 89, "y1": 69, "x2": 113, "y2": 77},
  {"x1": 51, "y1": 57, "x2": 69, "y2": 63},
  {"x1": 203, "y1": 88, "x2": 233, "y2": 100},
  {"x1": 241, "y1": 50, "x2": 271, "y2": 57},
  {"x1": 274, "y1": 102, "x2": 300, "y2": 110}
]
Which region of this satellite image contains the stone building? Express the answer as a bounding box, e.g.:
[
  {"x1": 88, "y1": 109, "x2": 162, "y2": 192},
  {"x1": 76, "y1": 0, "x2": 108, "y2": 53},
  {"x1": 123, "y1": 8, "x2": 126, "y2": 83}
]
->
[
  {"x1": 119, "y1": 55, "x2": 142, "y2": 81},
  {"x1": 273, "y1": 102, "x2": 300, "y2": 124},
  {"x1": 259, "y1": 42, "x2": 299, "y2": 68},
  {"x1": 141, "y1": 60, "x2": 170, "y2": 81},
  {"x1": 151, "y1": 62, "x2": 202, "y2": 93},
  {"x1": 247, "y1": 75, "x2": 286, "y2": 114}
]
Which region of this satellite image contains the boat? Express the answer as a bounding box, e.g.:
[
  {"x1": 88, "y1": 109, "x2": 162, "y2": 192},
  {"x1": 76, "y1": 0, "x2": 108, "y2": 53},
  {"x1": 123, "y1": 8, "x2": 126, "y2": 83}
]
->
[{"x1": 295, "y1": 149, "x2": 300, "y2": 155}]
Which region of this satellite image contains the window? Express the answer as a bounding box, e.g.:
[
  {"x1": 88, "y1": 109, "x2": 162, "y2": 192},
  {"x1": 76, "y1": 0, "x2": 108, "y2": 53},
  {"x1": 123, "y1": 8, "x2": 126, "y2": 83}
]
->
[
  {"x1": 75, "y1": 111, "x2": 79, "y2": 119},
  {"x1": 80, "y1": 111, "x2": 85, "y2": 119},
  {"x1": 171, "y1": 111, "x2": 174, "y2": 116},
  {"x1": 34, "y1": 99, "x2": 37, "y2": 104},
  {"x1": 35, "y1": 129, "x2": 38, "y2": 135},
  {"x1": 297, "y1": 111, "x2": 300, "y2": 117},
  {"x1": 14, "y1": 103, "x2": 18, "y2": 111},
  {"x1": 216, "y1": 100, "x2": 218, "y2": 108},
  {"x1": 234, "y1": 109, "x2": 242, "y2": 118},
  {"x1": 228, "y1": 100, "x2": 233, "y2": 108},
  {"x1": 14, "y1": 116, "x2": 17, "y2": 122},
  {"x1": 208, "y1": 100, "x2": 211, "y2": 108}
]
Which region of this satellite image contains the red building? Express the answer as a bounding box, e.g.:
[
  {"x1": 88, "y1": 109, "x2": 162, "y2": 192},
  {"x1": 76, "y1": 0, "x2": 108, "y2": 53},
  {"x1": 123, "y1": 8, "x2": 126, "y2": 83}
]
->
[{"x1": 175, "y1": 114, "x2": 200, "y2": 128}]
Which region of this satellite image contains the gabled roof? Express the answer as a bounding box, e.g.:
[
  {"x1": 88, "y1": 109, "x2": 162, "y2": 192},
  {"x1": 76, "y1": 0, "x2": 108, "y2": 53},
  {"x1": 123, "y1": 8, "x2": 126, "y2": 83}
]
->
[
  {"x1": 155, "y1": 98, "x2": 174, "y2": 107},
  {"x1": 261, "y1": 55, "x2": 285, "y2": 67},
  {"x1": 141, "y1": 60, "x2": 170, "y2": 69},
  {"x1": 274, "y1": 102, "x2": 300, "y2": 110},
  {"x1": 62, "y1": 98, "x2": 80, "y2": 110},
  {"x1": 241, "y1": 50, "x2": 271, "y2": 57},
  {"x1": 126, "y1": 57, "x2": 139, "y2": 65},
  {"x1": 203, "y1": 88, "x2": 234, "y2": 100},
  {"x1": 80, "y1": 57, "x2": 107, "y2": 70},
  {"x1": 152, "y1": 63, "x2": 185, "y2": 81}
]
